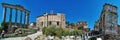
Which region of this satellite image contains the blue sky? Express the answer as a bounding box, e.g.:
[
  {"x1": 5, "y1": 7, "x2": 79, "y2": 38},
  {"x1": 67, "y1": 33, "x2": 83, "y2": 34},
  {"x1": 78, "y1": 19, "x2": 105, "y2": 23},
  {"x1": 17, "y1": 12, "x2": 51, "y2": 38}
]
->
[{"x1": 0, "y1": 0, "x2": 120, "y2": 29}]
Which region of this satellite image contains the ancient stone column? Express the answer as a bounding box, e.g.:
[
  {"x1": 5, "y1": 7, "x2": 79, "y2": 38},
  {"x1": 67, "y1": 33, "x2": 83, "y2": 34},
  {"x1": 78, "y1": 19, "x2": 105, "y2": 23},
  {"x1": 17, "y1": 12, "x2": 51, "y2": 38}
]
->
[
  {"x1": 15, "y1": 9, "x2": 18, "y2": 27},
  {"x1": 24, "y1": 11, "x2": 30, "y2": 28},
  {"x1": 9, "y1": 8, "x2": 13, "y2": 23},
  {"x1": 8, "y1": 8, "x2": 13, "y2": 32},
  {"x1": 27, "y1": 14, "x2": 29, "y2": 25},
  {"x1": 24, "y1": 12, "x2": 27, "y2": 28},
  {"x1": 26, "y1": 13, "x2": 30, "y2": 28},
  {"x1": 20, "y1": 10, "x2": 23, "y2": 28},
  {"x1": 2, "y1": 7, "x2": 7, "y2": 23},
  {"x1": 25, "y1": 14, "x2": 28, "y2": 25}
]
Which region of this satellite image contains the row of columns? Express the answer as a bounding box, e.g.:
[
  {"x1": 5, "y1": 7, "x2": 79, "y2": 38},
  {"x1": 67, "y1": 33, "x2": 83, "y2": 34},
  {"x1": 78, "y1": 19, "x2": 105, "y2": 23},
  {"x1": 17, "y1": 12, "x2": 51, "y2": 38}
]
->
[
  {"x1": 2, "y1": 3, "x2": 30, "y2": 32},
  {"x1": 2, "y1": 7, "x2": 29, "y2": 28}
]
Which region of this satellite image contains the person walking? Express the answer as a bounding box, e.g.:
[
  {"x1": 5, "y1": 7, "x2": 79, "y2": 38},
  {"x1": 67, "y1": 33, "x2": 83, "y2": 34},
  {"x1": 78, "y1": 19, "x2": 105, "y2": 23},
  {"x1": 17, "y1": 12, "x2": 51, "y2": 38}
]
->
[{"x1": 1, "y1": 30, "x2": 6, "y2": 38}]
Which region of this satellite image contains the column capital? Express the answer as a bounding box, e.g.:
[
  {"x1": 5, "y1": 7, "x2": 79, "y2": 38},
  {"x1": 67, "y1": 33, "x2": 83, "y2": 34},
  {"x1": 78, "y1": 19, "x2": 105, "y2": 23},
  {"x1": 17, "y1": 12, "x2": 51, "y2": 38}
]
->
[
  {"x1": 24, "y1": 12, "x2": 29, "y2": 16},
  {"x1": 20, "y1": 10, "x2": 23, "y2": 12},
  {"x1": 2, "y1": 6, "x2": 7, "y2": 8},
  {"x1": 10, "y1": 8, "x2": 13, "y2": 10},
  {"x1": 15, "y1": 8, "x2": 18, "y2": 10}
]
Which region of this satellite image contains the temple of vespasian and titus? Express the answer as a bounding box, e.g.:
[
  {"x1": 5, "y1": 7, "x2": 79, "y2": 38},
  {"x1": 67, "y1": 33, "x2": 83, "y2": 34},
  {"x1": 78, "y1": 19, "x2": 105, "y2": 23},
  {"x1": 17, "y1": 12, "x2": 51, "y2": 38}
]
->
[{"x1": 2, "y1": 3, "x2": 30, "y2": 32}]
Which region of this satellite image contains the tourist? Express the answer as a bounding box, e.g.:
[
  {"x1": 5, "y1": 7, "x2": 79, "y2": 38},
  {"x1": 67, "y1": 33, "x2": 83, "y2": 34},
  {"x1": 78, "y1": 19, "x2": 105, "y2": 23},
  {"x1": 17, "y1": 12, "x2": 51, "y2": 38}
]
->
[
  {"x1": 1, "y1": 30, "x2": 6, "y2": 38},
  {"x1": 97, "y1": 36, "x2": 102, "y2": 40}
]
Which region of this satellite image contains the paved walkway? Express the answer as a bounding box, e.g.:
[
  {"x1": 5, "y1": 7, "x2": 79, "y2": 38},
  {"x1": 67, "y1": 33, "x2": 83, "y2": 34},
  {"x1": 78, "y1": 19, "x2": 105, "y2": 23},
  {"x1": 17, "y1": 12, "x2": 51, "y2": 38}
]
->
[
  {"x1": 1, "y1": 31, "x2": 42, "y2": 40},
  {"x1": 25, "y1": 31, "x2": 42, "y2": 40}
]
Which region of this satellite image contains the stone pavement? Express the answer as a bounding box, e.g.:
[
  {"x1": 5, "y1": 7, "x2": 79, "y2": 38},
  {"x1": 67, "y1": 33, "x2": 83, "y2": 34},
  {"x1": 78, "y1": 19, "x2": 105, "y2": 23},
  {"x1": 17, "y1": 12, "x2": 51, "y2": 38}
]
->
[
  {"x1": 0, "y1": 31, "x2": 42, "y2": 40},
  {"x1": 25, "y1": 31, "x2": 42, "y2": 40}
]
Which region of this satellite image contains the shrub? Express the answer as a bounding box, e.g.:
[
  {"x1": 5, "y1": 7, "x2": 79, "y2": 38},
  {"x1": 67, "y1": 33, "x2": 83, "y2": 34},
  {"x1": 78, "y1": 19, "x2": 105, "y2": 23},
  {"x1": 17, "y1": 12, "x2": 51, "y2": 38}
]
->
[{"x1": 42, "y1": 26, "x2": 84, "y2": 37}]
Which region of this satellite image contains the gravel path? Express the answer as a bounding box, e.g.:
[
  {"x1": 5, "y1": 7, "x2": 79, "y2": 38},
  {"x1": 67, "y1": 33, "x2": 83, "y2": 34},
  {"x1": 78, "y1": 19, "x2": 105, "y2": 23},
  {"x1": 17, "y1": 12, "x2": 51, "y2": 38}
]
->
[{"x1": 0, "y1": 31, "x2": 42, "y2": 40}]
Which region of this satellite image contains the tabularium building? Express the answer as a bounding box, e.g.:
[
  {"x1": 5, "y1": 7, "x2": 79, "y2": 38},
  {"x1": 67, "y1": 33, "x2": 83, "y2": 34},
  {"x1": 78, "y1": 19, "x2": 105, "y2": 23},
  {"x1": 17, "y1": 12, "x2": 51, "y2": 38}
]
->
[
  {"x1": 36, "y1": 11, "x2": 66, "y2": 30},
  {"x1": 74, "y1": 21, "x2": 90, "y2": 32},
  {"x1": 94, "y1": 3, "x2": 118, "y2": 40},
  {"x1": 75, "y1": 21, "x2": 87, "y2": 29}
]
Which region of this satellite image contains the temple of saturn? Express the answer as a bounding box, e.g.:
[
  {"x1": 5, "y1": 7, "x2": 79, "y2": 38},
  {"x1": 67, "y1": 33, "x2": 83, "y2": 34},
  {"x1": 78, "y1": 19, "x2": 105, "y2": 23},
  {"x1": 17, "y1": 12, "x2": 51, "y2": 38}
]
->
[{"x1": 2, "y1": 3, "x2": 30, "y2": 32}]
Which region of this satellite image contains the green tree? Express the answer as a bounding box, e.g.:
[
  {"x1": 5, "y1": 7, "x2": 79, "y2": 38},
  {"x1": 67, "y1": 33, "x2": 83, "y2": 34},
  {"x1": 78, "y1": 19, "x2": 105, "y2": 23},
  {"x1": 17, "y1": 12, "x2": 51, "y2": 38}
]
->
[
  {"x1": 44, "y1": 27, "x2": 50, "y2": 36},
  {"x1": 55, "y1": 27, "x2": 63, "y2": 37},
  {"x1": 42, "y1": 27, "x2": 47, "y2": 34},
  {"x1": 71, "y1": 28, "x2": 84, "y2": 36},
  {"x1": 42, "y1": 26, "x2": 84, "y2": 37},
  {"x1": 1, "y1": 22, "x2": 8, "y2": 32},
  {"x1": 66, "y1": 22, "x2": 74, "y2": 28},
  {"x1": 49, "y1": 27, "x2": 55, "y2": 36},
  {"x1": 43, "y1": 26, "x2": 56, "y2": 36},
  {"x1": 78, "y1": 24, "x2": 84, "y2": 30},
  {"x1": 62, "y1": 29, "x2": 70, "y2": 36}
]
